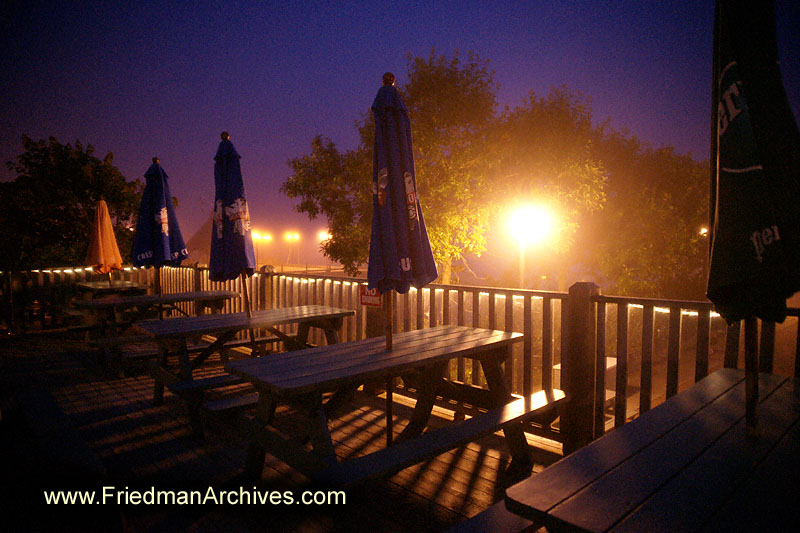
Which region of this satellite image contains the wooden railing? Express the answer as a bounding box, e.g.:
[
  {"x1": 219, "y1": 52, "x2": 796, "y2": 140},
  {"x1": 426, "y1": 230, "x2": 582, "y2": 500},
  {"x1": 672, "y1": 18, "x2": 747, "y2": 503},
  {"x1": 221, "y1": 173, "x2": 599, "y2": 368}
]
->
[{"x1": 3, "y1": 266, "x2": 798, "y2": 453}]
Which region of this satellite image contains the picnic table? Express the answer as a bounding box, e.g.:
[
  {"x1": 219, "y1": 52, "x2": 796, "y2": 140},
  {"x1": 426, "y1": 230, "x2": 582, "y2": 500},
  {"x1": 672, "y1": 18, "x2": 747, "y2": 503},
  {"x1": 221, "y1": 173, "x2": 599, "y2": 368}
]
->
[
  {"x1": 74, "y1": 289, "x2": 240, "y2": 329},
  {"x1": 74, "y1": 290, "x2": 241, "y2": 375},
  {"x1": 504, "y1": 368, "x2": 800, "y2": 532},
  {"x1": 134, "y1": 305, "x2": 355, "y2": 406},
  {"x1": 75, "y1": 280, "x2": 148, "y2": 299},
  {"x1": 224, "y1": 325, "x2": 565, "y2": 484}
]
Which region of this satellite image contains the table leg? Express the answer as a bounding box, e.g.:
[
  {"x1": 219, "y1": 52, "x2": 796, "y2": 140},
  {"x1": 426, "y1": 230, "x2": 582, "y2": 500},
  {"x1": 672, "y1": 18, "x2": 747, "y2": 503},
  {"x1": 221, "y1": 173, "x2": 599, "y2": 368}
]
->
[
  {"x1": 397, "y1": 362, "x2": 447, "y2": 442},
  {"x1": 153, "y1": 344, "x2": 168, "y2": 406},
  {"x1": 481, "y1": 349, "x2": 533, "y2": 479},
  {"x1": 297, "y1": 393, "x2": 337, "y2": 468},
  {"x1": 245, "y1": 395, "x2": 276, "y2": 478},
  {"x1": 177, "y1": 338, "x2": 191, "y2": 381},
  {"x1": 322, "y1": 317, "x2": 343, "y2": 345}
]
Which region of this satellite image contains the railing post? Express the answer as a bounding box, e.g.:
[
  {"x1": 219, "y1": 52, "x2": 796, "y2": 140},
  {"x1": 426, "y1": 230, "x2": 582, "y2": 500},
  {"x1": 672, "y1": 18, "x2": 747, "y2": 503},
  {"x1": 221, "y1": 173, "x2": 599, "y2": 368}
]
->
[
  {"x1": 562, "y1": 281, "x2": 599, "y2": 455},
  {"x1": 259, "y1": 265, "x2": 274, "y2": 310}
]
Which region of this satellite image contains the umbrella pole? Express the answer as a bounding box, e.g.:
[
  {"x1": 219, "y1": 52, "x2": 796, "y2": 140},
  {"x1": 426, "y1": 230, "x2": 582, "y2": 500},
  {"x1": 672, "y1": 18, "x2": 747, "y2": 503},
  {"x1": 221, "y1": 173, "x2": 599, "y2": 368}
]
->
[
  {"x1": 383, "y1": 291, "x2": 393, "y2": 350},
  {"x1": 240, "y1": 272, "x2": 258, "y2": 356},
  {"x1": 383, "y1": 290, "x2": 394, "y2": 446},
  {"x1": 744, "y1": 317, "x2": 759, "y2": 438},
  {"x1": 107, "y1": 272, "x2": 113, "y2": 287}
]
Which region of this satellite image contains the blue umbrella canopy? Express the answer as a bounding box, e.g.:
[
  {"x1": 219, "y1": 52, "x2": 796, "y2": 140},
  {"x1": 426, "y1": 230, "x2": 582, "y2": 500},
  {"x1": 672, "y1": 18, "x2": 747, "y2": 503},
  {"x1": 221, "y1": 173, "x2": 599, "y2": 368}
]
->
[
  {"x1": 209, "y1": 132, "x2": 256, "y2": 282},
  {"x1": 707, "y1": 0, "x2": 800, "y2": 324},
  {"x1": 131, "y1": 158, "x2": 189, "y2": 268},
  {"x1": 367, "y1": 73, "x2": 438, "y2": 294}
]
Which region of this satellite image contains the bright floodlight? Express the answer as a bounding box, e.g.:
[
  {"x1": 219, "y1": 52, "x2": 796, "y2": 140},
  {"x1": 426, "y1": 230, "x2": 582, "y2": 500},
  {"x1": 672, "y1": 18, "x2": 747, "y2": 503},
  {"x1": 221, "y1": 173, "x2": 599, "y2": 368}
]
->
[
  {"x1": 318, "y1": 230, "x2": 332, "y2": 242},
  {"x1": 508, "y1": 205, "x2": 555, "y2": 246}
]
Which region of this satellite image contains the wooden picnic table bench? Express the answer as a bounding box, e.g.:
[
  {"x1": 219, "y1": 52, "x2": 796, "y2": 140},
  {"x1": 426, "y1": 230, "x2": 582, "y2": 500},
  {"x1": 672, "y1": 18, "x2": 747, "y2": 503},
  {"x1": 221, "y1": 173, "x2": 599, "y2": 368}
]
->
[
  {"x1": 76, "y1": 290, "x2": 240, "y2": 374},
  {"x1": 504, "y1": 368, "x2": 800, "y2": 532},
  {"x1": 224, "y1": 325, "x2": 565, "y2": 485},
  {"x1": 133, "y1": 305, "x2": 355, "y2": 408}
]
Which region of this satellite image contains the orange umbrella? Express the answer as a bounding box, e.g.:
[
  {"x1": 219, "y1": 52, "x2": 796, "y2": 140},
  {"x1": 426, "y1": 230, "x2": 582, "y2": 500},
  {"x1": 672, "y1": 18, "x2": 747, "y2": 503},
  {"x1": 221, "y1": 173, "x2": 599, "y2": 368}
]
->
[{"x1": 86, "y1": 199, "x2": 123, "y2": 278}]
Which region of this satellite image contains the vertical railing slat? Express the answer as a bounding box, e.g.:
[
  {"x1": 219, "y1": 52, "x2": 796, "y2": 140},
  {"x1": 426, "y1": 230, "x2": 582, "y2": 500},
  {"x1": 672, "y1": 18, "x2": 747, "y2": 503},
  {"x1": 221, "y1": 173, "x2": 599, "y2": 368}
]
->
[
  {"x1": 542, "y1": 297, "x2": 553, "y2": 392},
  {"x1": 523, "y1": 295, "x2": 533, "y2": 397},
  {"x1": 614, "y1": 303, "x2": 629, "y2": 428},
  {"x1": 505, "y1": 291, "x2": 514, "y2": 384},
  {"x1": 640, "y1": 304, "x2": 654, "y2": 414},
  {"x1": 457, "y1": 290, "x2": 465, "y2": 382},
  {"x1": 667, "y1": 306, "x2": 682, "y2": 399},
  {"x1": 759, "y1": 321, "x2": 776, "y2": 373},
  {"x1": 595, "y1": 302, "x2": 607, "y2": 437},
  {"x1": 724, "y1": 321, "x2": 741, "y2": 369},
  {"x1": 695, "y1": 308, "x2": 710, "y2": 381}
]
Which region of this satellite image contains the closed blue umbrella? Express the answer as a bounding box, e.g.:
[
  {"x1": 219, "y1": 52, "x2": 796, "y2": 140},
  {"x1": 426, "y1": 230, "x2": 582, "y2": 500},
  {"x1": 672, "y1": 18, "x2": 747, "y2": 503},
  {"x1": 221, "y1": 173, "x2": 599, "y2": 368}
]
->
[
  {"x1": 131, "y1": 157, "x2": 189, "y2": 271},
  {"x1": 210, "y1": 132, "x2": 256, "y2": 317},
  {"x1": 368, "y1": 73, "x2": 438, "y2": 350},
  {"x1": 209, "y1": 132, "x2": 256, "y2": 283},
  {"x1": 368, "y1": 73, "x2": 437, "y2": 296}
]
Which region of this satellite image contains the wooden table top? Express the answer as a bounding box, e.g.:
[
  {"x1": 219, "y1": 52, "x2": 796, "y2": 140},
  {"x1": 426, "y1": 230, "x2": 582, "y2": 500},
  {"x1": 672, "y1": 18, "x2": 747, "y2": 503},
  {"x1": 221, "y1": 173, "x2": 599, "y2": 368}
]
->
[
  {"x1": 505, "y1": 368, "x2": 800, "y2": 532},
  {"x1": 225, "y1": 325, "x2": 523, "y2": 396},
  {"x1": 75, "y1": 280, "x2": 147, "y2": 294},
  {"x1": 134, "y1": 304, "x2": 354, "y2": 339},
  {"x1": 73, "y1": 290, "x2": 239, "y2": 309}
]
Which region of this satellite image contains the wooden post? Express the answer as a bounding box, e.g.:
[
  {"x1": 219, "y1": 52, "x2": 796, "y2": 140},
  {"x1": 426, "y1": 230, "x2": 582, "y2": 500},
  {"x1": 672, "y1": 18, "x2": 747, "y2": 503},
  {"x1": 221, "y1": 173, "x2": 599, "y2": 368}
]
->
[
  {"x1": 192, "y1": 263, "x2": 203, "y2": 315},
  {"x1": 561, "y1": 281, "x2": 599, "y2": 455}
]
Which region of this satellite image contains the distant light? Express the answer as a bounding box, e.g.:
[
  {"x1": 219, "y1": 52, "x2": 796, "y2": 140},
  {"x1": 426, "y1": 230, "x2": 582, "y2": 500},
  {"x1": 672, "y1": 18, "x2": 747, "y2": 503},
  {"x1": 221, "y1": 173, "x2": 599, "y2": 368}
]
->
[
  {"x1": 318, "y1": 230, "x2": 332, "y2": 242},
  {"x1": 284, "y1": 231, "x2": 300, "y2": 242},
  {"x1": 699, "y1": 226, "x2": 709, "y2": 237},
  {"x1": 252, "y1": 230, "x2": 261, "y2": 240},
  {"x1": 508, "y1": 205, "x2": 556, "y2": 246}
]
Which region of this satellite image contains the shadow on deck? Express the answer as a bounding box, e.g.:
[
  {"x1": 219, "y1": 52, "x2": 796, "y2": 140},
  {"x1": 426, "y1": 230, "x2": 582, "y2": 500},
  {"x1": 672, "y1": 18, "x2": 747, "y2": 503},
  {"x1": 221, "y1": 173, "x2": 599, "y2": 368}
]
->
[{"x1": 0, "y1": 334, "x2": 561, "y2": 532}]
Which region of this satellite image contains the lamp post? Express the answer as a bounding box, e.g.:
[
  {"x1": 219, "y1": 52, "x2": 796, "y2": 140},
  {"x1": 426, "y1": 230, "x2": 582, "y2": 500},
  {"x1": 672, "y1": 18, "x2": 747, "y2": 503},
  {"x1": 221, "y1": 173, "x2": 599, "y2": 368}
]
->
[
  {"x1": 284, "y1": 231, "x2": 300, "y2": 265},
  {"x1": 251, "y1": 231, "x2": 273, "y2": 267},
  {"x1": 508, "y1": 205, "x2": 556, "y2": 288},
  {"x1": 318, "y1": 230, "x2": 332, "y2": 269},
  {"x1": 252, "y1": 231, "x2": 261, "y2": 266}
]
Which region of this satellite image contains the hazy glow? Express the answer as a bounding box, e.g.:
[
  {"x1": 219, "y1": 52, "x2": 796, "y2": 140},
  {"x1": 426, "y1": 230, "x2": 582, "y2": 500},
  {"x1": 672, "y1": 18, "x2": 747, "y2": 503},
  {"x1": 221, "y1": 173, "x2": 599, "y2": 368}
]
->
[
  {"x1": 318, "y1": 230, "x2": 332, "y2": 242},
  {"x1": 283, "y1": 231, "x2": 300, "y2": 242},
  {"x1": 508, "y1": 205, "x2": 556, "y2": 246}
]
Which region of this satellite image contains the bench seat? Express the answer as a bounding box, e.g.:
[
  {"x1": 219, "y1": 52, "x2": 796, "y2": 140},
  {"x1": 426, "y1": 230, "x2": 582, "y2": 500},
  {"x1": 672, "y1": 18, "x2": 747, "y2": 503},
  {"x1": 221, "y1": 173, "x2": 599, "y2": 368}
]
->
[
  {"x1": 94, "y1": 334, "x2": 281, "y2": 376},
  {"x1": 313, "y1": 388, "x2": 565, "y2": 486}
]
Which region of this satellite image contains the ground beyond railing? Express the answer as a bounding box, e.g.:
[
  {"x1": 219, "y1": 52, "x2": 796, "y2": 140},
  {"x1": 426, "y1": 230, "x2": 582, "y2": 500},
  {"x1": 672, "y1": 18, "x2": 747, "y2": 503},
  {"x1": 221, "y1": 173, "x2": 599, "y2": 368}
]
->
[{"x1": 3, "y1": 266, "x2": 798, "y2": 453}]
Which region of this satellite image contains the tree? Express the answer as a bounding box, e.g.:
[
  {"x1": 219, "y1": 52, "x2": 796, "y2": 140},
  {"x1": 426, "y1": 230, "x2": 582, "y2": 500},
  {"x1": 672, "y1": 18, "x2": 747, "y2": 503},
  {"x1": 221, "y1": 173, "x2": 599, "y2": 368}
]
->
[
  {"x1": 585, "y1": 129, "x2": 708, "y2": 299},
  {"x1": 1, "y1": 136, "x2": 142, "y2": 270},
  {"x1": 282, "y1": 136, "x2": 373, "y2": 275},
  {"x1": 283, "y1": 51, "x2": 500, "y2": 282},
  {"x1": 492, "y1": 87, "x2": 608, "y2": 289}
]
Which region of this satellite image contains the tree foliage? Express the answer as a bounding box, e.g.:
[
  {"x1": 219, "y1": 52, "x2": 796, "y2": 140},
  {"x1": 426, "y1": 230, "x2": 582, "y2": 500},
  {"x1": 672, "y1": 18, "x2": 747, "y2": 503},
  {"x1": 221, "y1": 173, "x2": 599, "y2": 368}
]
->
[
  {"x1": 585, "y1": 130, "x2": 708, "y2": 299},
  {"x1": 284, "y1": 51, "x2": 500, "y2": 281},
  {"x1": 495, "y1": 86, "x2": 607, "y2": 260},
  {"x1": 283, "y1": 51, "x2": 708, "y2": 299},
  {"x1": 1, "y1": 136, "x2": 142, "y2": 270}
]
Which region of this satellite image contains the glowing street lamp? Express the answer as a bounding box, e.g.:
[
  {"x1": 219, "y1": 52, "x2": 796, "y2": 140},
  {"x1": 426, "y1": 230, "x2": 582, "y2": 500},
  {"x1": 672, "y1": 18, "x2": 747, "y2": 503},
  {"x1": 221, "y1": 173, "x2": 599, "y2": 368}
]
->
[
  {"x1": 507, "y1": 205, "x2": 557, "y2": 287},
  {"x1": 251, "y1": 230, "x2": 272, "y2": 266}
]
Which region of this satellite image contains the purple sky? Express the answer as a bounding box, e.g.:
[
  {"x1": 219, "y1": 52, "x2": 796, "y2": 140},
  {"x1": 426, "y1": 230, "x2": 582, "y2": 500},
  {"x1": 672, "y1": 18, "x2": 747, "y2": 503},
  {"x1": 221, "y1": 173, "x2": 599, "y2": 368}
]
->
[{"x1": 2, "y1": 1, "x2": 798, "y2": 265}]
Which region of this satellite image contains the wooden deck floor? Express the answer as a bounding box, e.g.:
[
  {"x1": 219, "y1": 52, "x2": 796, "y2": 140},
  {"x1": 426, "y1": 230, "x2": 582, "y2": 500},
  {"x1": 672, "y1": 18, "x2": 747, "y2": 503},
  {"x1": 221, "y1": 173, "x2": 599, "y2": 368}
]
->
[{"x1": 0, "y1": 334, "x2": 562, "y2": 532}]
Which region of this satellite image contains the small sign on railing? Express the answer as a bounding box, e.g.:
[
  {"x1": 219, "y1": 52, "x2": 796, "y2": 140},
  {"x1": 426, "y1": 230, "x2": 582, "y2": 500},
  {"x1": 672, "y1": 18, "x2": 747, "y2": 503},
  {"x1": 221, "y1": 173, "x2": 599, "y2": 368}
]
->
[{"x1": 359, "y1": 285, "x2": 382, "y2": 307}]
